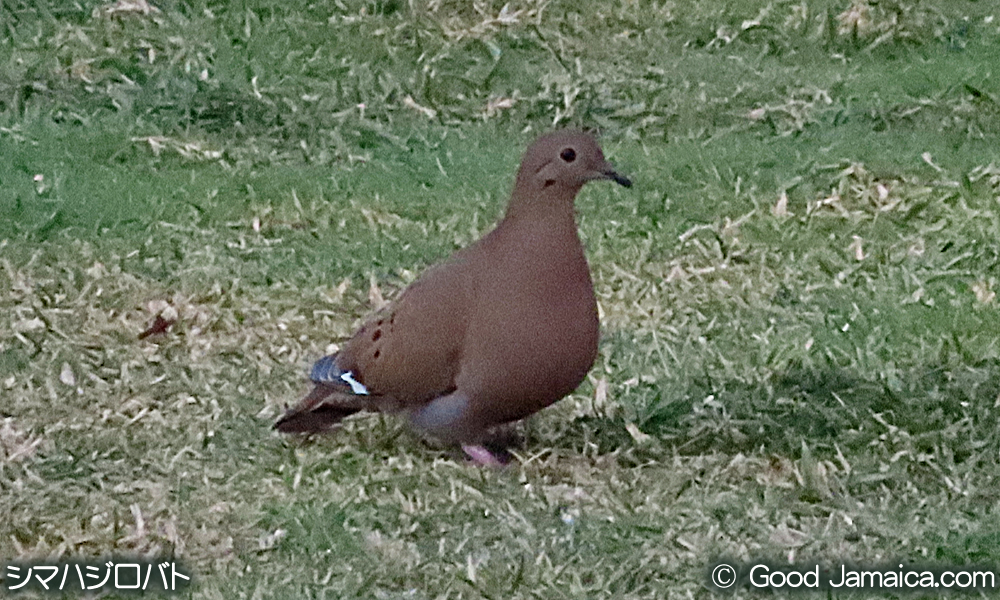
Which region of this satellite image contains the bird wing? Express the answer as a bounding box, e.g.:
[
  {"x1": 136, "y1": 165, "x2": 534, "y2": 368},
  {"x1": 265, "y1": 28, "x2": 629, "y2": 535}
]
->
[
  {"x1": 336, "y1": 257, "x2": 474, "y2": 405},
  {"x1": 275, "y1": 256, "x2": 477, "y2": 434}
]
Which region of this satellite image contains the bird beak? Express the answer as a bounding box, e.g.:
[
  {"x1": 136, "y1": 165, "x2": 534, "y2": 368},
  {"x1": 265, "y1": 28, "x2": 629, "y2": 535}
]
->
[{"x1": 599, "y1": 166, "x2": 632, "y2": 188}]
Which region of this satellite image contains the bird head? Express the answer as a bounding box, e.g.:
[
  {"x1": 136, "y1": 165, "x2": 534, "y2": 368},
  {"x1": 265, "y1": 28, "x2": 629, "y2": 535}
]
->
[{"x1": 510, "y1": 130, "x2": 631, "y2": 214}]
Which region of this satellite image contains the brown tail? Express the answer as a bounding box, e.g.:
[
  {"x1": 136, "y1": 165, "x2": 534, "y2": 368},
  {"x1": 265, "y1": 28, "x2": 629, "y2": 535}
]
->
[{"x1": 274, "y1": 384, "x2": 389, "y2": 434}]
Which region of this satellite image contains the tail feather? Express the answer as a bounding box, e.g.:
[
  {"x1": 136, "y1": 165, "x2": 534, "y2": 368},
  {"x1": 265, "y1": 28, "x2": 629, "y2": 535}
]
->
[
  {"x1": 274, "y1": 384, "x2": 395, "y2": 434},
  {"x1": 275, "y1": 352, "x2": 392, "y2": 434},
  {"x1": 273, "y1": 385, "x2": 355, "y2": 433}
]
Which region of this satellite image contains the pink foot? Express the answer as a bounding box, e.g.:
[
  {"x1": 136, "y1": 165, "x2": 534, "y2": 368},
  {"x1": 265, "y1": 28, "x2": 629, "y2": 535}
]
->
[{"x1": 462, "y1": 444, "x2": 507, "y2": 467}]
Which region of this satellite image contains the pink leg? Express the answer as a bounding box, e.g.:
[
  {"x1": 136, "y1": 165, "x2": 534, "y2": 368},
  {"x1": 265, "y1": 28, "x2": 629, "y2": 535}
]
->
[{"x1": 461, "y1": 445, "x2": 506, "y2": 467}]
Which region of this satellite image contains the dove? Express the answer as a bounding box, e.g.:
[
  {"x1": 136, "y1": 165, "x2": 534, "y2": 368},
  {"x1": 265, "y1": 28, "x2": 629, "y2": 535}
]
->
[{"x1": 275, "y1": 130, "x2": 631, "y2": 463}]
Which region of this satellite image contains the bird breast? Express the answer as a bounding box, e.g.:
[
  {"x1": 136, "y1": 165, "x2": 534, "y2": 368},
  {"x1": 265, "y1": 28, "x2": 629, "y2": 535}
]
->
[{"x1": 456, "y1": 215, "x2": 599, "y2": 417}]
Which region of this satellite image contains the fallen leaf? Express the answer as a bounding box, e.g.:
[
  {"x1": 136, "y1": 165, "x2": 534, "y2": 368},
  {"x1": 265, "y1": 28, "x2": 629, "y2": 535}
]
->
[
  {"x1": 139, "y1": 315, "x2": 176, "y2": 339},
  {"x1": 59, "y1": 363, "x2": 76, "y2": 387}
]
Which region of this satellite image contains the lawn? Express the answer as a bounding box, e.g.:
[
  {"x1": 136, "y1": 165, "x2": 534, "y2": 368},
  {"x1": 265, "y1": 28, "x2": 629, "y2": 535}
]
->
[{"x1": 2, "y1": 0, "x2": 1000, "y2": 597}]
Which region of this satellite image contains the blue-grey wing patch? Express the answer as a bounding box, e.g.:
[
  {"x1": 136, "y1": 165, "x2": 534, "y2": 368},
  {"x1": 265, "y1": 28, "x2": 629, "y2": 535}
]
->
[
  {"x1": 309, "y1": 354, "x2": 342, "y2": 384},
  {"x1": 309, "y1": 354, "x2": 369, "y2": 395}
]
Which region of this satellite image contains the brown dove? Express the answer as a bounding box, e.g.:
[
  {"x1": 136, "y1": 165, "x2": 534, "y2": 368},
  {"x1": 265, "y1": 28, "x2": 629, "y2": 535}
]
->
[{"x1": 275, "y1": 130, "x2": 631, "y2": 463}]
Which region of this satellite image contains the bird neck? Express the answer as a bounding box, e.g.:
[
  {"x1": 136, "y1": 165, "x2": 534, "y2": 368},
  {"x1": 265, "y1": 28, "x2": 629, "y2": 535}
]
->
[
  {"x1": 503, "y1": 183, "x2": 581, "y2": 223},
  {"x1": 491, "y1": 192, "x2": 586, "y2": 264}
]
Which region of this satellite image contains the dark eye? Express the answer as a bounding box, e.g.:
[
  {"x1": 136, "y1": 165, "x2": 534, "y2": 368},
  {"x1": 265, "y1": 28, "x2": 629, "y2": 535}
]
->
[{"x1": 560, "y1": 148, "x2": 576, "y2": 163}]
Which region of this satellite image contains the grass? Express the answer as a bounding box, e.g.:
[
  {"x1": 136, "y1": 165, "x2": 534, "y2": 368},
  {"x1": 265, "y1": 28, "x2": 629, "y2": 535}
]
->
[{"x1": 2, "y1": 0, "x2": 1000, "y2": 597}]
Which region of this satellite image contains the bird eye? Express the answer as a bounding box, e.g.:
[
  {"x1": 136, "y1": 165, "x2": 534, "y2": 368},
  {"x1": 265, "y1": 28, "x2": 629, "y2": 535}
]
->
[{"x1": 560, "y1": 148, "x2": 576, "y2": 163}]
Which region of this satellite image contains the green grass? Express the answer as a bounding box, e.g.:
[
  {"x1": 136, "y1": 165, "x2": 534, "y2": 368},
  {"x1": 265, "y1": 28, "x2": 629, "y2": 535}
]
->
[{"x1": 2, "y1": 0, "x2": 1000, "y2": 597}]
